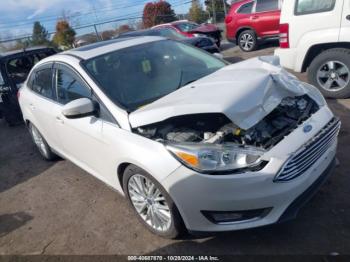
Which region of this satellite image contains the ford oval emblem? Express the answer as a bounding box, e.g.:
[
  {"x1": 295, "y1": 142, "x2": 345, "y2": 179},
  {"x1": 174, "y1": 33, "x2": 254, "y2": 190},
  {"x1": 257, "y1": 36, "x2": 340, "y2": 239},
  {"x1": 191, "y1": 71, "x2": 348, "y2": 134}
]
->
[{"x1": 303, "y1": 124, "x2": 313, "y2": 133}]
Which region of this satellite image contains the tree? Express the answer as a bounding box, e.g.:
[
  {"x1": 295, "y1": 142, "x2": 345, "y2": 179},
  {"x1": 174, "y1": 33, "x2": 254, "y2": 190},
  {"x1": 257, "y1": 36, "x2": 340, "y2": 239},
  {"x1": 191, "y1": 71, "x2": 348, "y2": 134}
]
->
[
  {"x1": 142, "y1": 1, "x2": 176, "y2": 28},
  {"x1": 116, "y1": 24, "x2": 134, "y2": 34},
  {"x1": 189, "y1": 0, "x2": 207, "y2": 24},
  {"x1": 52, "y1": 20, "x2": 76, "y2": 49},
  {"x1": 204, "y1": 0, "x2": 229, "y2": 22},
  {"x1": 31, "y1": 21, "x2": 49, "y2": 46}
]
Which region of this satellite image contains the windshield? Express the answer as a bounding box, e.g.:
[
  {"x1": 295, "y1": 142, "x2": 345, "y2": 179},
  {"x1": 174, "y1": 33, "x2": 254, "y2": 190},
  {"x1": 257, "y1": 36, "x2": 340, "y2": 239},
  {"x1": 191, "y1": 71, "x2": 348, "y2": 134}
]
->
[
  {"x1": 82, "y1": 40, "x2": 226, "y2": 111},
  {"x1": 175, "y1": 22, "x2": 199, "y2": 32}
]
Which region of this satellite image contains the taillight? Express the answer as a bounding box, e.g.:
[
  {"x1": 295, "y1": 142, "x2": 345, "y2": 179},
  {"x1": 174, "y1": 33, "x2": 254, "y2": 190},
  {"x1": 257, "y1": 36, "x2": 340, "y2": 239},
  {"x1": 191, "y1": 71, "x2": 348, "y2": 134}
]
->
[
  {"x1": 279, "y1": 23, "x2": 289, "y2": 48},
  {"x1": 225, "y1": 16, "x2": 233, "y2": 24}
]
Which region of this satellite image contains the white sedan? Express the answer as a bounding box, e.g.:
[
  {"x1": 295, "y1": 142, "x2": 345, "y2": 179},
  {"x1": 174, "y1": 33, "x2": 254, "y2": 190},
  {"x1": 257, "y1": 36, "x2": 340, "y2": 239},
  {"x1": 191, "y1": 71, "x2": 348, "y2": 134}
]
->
[{"x1": 19, "y1": 36, "x2": 340, "y2": 238}]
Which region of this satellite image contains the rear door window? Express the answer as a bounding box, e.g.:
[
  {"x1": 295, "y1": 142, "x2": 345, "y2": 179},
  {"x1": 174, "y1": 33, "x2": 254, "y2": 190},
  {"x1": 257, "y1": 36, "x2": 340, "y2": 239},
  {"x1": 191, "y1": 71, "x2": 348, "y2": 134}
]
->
[
  {"x1": 295, "y1": 0, "x2": 336, "y2": 15},
  {"x1": 32, "y1": 68, "x2": 54, "y2": 99},
  {"x1": 255, "y1": 0, "x2": 279, "y2": 12},
  {"x1": 237, "y1": 2, "x2": 254, "y2": 14}
]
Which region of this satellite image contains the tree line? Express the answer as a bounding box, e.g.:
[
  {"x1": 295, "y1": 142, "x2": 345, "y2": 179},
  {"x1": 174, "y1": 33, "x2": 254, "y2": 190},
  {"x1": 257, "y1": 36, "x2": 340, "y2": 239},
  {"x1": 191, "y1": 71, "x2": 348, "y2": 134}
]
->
[{"x1": 1, "y1": 0, "x2": 228, "y2": 51}]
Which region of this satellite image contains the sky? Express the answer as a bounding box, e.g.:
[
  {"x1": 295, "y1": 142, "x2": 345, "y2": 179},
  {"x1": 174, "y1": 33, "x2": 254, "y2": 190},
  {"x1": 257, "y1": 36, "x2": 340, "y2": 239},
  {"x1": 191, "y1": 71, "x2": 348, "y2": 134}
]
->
[{"x1": 0, "y1": 0, "x2": 203, "y2": 40}]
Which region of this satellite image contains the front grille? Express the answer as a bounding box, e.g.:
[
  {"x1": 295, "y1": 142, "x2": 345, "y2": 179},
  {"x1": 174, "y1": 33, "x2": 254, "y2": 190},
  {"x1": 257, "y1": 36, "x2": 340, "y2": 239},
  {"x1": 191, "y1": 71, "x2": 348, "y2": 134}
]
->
[{"x1": 274, "y1": 118, "x2": 341, "y2": 182}]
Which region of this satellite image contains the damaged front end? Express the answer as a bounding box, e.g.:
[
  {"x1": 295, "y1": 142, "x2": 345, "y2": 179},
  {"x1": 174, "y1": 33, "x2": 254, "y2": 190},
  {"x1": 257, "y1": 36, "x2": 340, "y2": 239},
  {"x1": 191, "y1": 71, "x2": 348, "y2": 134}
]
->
[
  {"x1": 134, "y1": 95, "x2": 319, "y2": 174},
  {"x1": 130, "y1": 56, "x2": 323, "y2": 174}
]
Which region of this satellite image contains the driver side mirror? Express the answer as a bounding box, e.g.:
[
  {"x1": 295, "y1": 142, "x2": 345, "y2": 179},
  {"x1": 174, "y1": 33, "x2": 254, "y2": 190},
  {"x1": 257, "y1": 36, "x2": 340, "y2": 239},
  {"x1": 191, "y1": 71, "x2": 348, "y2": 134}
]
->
[{"x1": 62, "y1": 98, "x2": 98, "y2": 119}]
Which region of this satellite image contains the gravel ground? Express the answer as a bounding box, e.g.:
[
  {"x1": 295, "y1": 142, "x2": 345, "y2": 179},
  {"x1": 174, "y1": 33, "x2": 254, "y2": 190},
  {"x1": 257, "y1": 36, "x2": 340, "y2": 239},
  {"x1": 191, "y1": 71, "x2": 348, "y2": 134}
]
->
[{"x1": 0, "y1": 44, "x2": 349, "y2": 255}]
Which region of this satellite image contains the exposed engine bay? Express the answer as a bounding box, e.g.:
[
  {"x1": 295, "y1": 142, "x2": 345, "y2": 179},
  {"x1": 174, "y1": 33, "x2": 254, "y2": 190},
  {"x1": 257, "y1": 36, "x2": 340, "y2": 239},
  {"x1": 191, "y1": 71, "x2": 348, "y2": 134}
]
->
[{"x1": 135, "y1": 95, "x2": 319, "y2": 150}]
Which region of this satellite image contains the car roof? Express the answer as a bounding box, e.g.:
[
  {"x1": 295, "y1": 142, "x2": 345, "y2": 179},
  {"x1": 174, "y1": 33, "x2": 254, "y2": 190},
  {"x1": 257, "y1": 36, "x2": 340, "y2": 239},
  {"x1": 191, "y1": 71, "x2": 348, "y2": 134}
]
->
[
  {"x1": 0, "y1": 46, "x2": 54, "y2": 59},
  {"x1": 62, "y1": 36, "x2": 165, "y2": 60}
]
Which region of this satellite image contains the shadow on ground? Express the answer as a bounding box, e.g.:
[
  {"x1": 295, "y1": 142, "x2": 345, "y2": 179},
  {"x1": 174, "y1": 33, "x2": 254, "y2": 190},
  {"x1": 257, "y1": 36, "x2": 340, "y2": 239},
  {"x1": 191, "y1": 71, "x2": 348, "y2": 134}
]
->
[
  {"x1": 0, "y1": 212, "x2": 33, "y2": 237},
  {"x1": 0, "y1": 120, "x2": 56, "y2": 193}
]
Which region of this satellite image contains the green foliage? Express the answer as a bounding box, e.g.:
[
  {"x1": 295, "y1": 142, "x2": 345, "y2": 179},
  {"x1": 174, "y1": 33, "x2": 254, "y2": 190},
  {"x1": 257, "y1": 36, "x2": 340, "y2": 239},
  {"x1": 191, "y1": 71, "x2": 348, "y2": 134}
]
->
[
  {"x1": 143, "y1": 1, "x2": 177, "y2": 28},
  {"x1": 31, "y1": 21, "x2": 49, "y2": 46},
  {"x1": 189, "y1": 0, "x2": 208, "y2": 24},
  {"x1": 204, "y1": 0, "x2": 229, "y2": 22},
  {"x1": 52, "y1": 20, "x2": 76, "y2": 49}
]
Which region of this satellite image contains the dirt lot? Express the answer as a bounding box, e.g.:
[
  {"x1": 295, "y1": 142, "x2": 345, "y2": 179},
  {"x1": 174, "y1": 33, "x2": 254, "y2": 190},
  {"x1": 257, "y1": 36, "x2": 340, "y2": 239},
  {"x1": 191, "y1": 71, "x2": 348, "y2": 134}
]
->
[{"x1": 0, "y1": 45, "x2": 350, "y2": 255}]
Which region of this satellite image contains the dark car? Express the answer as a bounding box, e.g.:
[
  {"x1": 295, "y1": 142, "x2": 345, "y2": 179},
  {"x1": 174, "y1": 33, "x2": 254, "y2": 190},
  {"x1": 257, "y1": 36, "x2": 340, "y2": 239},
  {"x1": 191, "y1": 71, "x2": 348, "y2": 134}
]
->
[
  {"x1": 0, "y1": 46, "x2": 56, "y2": 125},
  {"x1": 118, "y1": 28, "x2": 220, "y2": 54},
  {"x1": 153, "y1": 20, "x2": 223, "y2": 47}
]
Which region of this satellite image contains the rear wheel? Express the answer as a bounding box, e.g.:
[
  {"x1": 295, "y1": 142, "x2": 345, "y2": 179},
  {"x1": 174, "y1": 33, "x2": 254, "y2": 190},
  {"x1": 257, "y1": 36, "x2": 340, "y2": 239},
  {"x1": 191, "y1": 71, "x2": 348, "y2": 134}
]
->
[
  {"x1": 308, "y1": 48, "x2": 350, "y2": 98},
  {"x1": 238, "y1": 30, "x2": 257, "y2": 52},
  {"x1": 123, "y1": 165, "x2": 185, "y2": 239},
  {"x1": 29, "y1": 123, "x2": 58, "y2": 161}
]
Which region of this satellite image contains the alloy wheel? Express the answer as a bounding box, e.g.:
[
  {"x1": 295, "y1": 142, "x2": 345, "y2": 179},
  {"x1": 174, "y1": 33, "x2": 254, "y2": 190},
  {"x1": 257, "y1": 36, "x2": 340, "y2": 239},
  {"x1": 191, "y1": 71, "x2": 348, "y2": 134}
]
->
[
  {"x1": 128, "y1": 174, "x2": 172, "y2": 232},
  {"x1": 31, "y1": 126, "x2": 48, "y2": 157},
  {"x1": 317, "y1": 61, "x2": 350, "y2": 92},
  {"x1": 240, "y1": 33, "x2": 254, "y2": 51}
]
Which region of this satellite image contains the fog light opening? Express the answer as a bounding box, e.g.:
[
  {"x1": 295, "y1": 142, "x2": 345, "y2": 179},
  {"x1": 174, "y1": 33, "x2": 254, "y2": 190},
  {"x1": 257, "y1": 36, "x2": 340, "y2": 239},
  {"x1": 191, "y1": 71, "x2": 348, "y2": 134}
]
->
[{"x1": 201, "y1": 208, "x2": 272, "y2": 224}]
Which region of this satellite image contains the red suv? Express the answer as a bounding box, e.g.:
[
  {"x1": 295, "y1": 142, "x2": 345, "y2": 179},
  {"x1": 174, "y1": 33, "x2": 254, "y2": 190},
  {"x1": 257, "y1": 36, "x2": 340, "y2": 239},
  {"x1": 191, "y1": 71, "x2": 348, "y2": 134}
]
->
[{"x1": 225, "y1": 0, "x2": 281, "y2": 52}]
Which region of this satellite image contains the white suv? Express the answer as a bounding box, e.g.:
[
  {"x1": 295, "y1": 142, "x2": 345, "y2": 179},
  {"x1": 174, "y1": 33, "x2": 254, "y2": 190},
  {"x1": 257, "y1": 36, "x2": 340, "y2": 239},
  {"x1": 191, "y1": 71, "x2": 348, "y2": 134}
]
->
[
  {"x1": 19, "y1": 37, "x2": 339, "y2": 238},
  {"x1": 275, "y1": 0, "x2": 350, "y2": 98}
]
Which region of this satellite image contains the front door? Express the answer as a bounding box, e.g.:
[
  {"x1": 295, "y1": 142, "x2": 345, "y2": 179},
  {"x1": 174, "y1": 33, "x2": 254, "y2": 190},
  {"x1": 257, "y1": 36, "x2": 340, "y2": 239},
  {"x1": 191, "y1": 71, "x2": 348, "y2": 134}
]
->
[{"x1": 52, "y1": 63, "x2": 106, "y2": 176}]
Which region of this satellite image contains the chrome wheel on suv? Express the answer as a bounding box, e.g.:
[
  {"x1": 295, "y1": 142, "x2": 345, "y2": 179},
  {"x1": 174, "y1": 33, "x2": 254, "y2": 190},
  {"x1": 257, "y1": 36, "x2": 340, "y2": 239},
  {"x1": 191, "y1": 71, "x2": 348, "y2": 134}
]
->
[{"x1": 238, "y1": 30, "x2": 257, "y2": 52}]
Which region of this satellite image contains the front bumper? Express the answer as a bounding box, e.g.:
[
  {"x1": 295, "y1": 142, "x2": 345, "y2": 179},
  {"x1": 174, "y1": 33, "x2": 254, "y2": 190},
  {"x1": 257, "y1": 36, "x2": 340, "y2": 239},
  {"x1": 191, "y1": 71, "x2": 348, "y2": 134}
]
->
[{"x1": 161, "y1": 106, "x2": 338, "y2": 232}]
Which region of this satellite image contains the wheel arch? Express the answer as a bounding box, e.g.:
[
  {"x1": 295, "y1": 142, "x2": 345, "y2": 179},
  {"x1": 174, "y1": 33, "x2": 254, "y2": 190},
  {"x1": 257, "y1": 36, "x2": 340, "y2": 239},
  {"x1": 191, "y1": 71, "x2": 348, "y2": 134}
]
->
[
  {"x1": 117, "y1": 162, "x2": 132, "y2": 191},
  {"x1": 302, "y1": 42, "x2": 350, "y2": 72}
]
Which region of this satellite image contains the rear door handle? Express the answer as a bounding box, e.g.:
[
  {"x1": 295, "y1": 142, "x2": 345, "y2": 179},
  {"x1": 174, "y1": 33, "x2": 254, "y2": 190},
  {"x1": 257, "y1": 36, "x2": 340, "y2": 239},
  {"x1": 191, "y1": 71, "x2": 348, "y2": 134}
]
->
[{"x1": 346, "y1": 15, "x2": 350, "y2": 20}]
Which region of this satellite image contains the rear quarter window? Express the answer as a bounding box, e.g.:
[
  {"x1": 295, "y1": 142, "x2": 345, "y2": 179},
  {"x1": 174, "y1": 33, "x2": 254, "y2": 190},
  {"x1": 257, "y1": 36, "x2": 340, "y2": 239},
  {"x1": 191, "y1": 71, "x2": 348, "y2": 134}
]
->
[
  {"x1": 237, "y1": 2, "x2": 254, "y2": 14},
  {"x1": 255, "y1": 0, "x2": 279, "y2": 12},
  {"x1": 295, "y1": 0, "x2": 336, "y2": 15}
]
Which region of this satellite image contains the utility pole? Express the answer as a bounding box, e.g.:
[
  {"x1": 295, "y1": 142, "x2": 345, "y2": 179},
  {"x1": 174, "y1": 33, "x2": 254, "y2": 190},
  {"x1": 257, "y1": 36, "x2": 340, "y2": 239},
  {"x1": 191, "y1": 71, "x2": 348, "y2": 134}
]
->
[
  {"x1": 211, "y1": 0, "x2": 216, "y2": 24},
  {"x1": 222, "y1": 0, "x2": 227, "y2": 16}
]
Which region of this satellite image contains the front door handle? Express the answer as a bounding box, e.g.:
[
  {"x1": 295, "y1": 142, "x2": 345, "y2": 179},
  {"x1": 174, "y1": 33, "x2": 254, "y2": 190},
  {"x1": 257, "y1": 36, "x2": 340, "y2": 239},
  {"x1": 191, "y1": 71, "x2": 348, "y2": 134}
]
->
[
  {"x1": 56, "y1": 116, "x2": 64, "y2": 124},
  {"x1": 251, "y1": 15, "x2": 259, "y2": 20},
  {"x1": 29, "y1": 104, "x2": 35, "y2": 110},
  {"x1": 346, "y1": 15, "x2": 350, "y2": 20}
]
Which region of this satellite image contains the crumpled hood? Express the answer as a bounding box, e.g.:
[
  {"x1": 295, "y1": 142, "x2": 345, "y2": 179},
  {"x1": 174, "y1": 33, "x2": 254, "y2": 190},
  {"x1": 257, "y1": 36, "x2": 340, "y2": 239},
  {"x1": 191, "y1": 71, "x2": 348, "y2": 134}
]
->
[
  {"x1": 129, "y1": 56, "x2": 325, "y2": 129},
  {"x1": 189, "y1": 23, "x2": 220, "y2": 33}
]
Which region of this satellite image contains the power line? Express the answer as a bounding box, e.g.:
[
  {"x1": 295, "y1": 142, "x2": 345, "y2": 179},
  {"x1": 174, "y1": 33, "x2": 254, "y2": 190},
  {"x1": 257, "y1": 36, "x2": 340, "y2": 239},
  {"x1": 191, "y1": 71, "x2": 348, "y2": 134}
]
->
[
  {"x1": 0, "y1": 0, "x2": 192, "y2": 42},
  {"x1": 0, "y1": 0, "x2": 191, "y2": 30}
]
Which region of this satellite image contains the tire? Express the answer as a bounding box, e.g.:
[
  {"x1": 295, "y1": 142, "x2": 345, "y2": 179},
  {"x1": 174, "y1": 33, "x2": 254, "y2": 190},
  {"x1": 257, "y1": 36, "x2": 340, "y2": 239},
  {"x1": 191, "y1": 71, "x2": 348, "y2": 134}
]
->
[
  {"x1": 308, "y1": 48, "x2": 350, "y2": 99},
  {"x1": 238, "y1": 30, "x2": 257, "y2": 52},
  {"x1": 123, "y1": 164, "x2": 186, "y2": 239},
  {"x1": 29, "y1": 123, "x2": 58, "y2": 161}
]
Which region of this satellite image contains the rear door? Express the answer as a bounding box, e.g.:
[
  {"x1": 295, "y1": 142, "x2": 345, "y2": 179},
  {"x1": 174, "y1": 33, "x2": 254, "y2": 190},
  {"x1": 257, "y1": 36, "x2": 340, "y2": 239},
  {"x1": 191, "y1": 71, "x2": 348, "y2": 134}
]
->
[
  {"x1": 251, "y1": 0, "x2": 281, "y2": 38},
  {"x1": 340, "y1": 0, "x2": 350, "y2": 41},
  {"x1": 25, "y1": 63, "x2": 60, "y2": 148}
]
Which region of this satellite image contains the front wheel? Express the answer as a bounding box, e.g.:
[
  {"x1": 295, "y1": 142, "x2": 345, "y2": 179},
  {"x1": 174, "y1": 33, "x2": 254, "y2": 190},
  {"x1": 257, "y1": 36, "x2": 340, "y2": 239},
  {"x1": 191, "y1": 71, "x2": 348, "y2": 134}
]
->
[
  {"x1": 123, "y1": 165, "x2": 185, "y2": 238},
  {"x1": 308, "y1": 48, "x2": 350, "y2": 98},
  {"x1": 238, "y1": 30, "x2": 257, "y2": 52}
]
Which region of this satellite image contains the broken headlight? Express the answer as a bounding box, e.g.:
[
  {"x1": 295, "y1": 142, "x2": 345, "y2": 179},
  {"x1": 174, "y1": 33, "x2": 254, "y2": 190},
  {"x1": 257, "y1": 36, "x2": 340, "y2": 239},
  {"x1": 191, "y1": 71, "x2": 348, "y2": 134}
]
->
[{"x1": 166, "y1": 143, "x2": 265, "y2": 173}]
